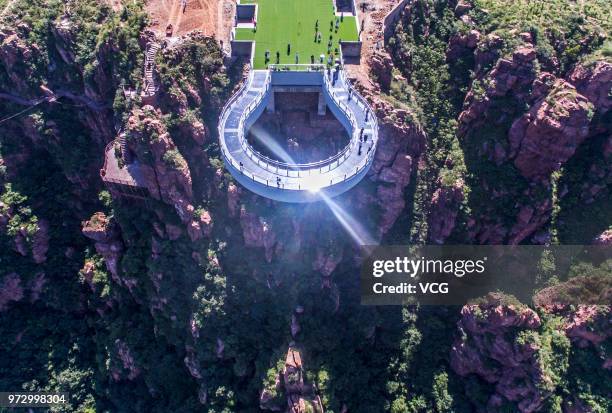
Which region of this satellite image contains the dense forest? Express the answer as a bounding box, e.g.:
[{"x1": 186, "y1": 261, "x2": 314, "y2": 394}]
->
[{"x1": 0, "y1": 1, "x2": 610, "y2": 412}]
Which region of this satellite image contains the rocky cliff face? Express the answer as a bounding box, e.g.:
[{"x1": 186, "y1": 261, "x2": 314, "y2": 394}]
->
[
  {"x1": 0, "y1": 19, "x2": 118, "y2": 146},
  {"x1": 0, "y1": 1, "x2": 609, "y2": 411},
  {"x1": 0, "y1": 272, "x2": 24, "y2": 312},
  {"x1": 385, "y1": 0, "x2": 611, "y2": 245},
  {"x1": 451, "y1": 295, "x2": 547, "y2": 412},
  {"x1": 0, "y1": 198, "x2": 49, "y2": 264},
  {"x1": 459, "y1": 45, "x2": 540, "y2": 133},
  {"x1": 427, "y1": 177, "x2": 465, "y2": 244},
  {"x1": 451, "y1": 292, "x2": 611, "y2": 413},
  {"x1": 351, "y1": 59, "x2": 427, "y2": 239},
  {"x1": 455, "y1": 42, "x2": 610, "y2": 245},
  {"x1": 508, "y1": 79, "x2": 594, "y2": 180},
  {"x1": 81, "y1": 212, "x2": 125, "y2": 285},
  {"x1": 569, "y1": 61, "x2": 612, "y2": 114}
]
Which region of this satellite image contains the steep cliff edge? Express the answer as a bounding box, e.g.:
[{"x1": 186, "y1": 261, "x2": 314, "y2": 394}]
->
[
  {"x1": 387, "y1": 0, "x2": 611, "y2": 245},
  {"x1": 451, "y1": 293, "x2": 611, "y2": 412}
]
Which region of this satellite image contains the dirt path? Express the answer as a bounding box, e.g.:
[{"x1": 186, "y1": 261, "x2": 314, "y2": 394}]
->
[
  {"x1": 145, "y1": 0, "x2": 229, "y2": 40},
  {"x1": 346, "y1": 0, "x2": 400, "y2": 92},
  {"x1": 218, "y1": 0, "x2": 235, "y2": 47},
  {"x1": 166, "y1": 0, "x2": 183, "y2": 35}
]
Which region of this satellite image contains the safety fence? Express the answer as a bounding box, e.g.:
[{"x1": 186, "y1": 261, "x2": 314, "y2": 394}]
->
[{"x1": 217, "y1": 66, "x2": 378, "y2": 191}]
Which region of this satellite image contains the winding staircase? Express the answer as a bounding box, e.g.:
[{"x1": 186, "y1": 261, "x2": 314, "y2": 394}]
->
[{"x1": 142, "y1": 42, "x2": 160, "y2": 99}]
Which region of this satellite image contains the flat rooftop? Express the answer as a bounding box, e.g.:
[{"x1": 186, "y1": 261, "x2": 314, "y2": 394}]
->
[
  {"x1": 235, "y1": 0, "x2": 358, "y2": 69},
  {"x1": 102, "y1": 142, "x2": 147, "y2": 188}
]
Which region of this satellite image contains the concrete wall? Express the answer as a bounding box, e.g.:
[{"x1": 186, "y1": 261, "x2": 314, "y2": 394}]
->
[
  {"x1": 383, "y1": 0, "x2": 411, "y2": 41},
  {"x1": 231, "y1": 40, "x2": 254, "y2": 58},
  {"x1": 270, "y1": 70, "x2": 324, "y2": 87},
  {"x1": 272, "y1": 86, "x2": 321, "y2": 93},
  {"x1": 252, "y1": 71, "x2": 353, "y2": 137},
  {"x1": 340, "y1": 41, "x2": 362, "y2": 57},
  {"x1": 334, "y1": 0, "x2": 357, "y2": 14},
  {"x1": 236, "y1": 4, "x2": 256, "y2": 21}
]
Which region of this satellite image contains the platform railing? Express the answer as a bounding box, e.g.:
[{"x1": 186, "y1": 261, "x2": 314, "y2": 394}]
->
[
  {"x1": 236, "y1": 70, "x2": 359, "y2": 173},
  {"x1": 217, "y1": 67, "x2": 378, "y2": 191},
  {"x1": 338, "y1": 57, "x2": 379, "y2": 148},
  {"x1": 219, "y1": 67, "x2": 254, "y2": 127},
  {"x1": 238, "y1": 68, "x2": 369, "y2": 171},
  {"x1": 219, "y1": 143, "x2": 374, "y2": 190},
  {"x1": 267, "y1": 64, "x2": 326, "y2": 71},
  {"x1": 338, "y1": 67, "x2": 379, "y2": 144}
]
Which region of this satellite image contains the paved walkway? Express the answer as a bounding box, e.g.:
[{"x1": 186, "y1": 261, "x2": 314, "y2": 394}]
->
[{"x1": 218, "y1": 67, "x2": 378, "y2": 201}]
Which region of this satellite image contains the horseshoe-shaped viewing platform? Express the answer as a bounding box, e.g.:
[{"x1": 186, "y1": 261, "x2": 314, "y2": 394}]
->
[{"x1": 218, "y1": 65, "x2": 378, "y2": 203}]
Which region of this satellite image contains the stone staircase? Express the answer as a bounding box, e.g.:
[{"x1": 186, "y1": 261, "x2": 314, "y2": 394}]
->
[
  {"x1": 119, "y1": 132, "x2": 132, "y2": 164},
  {"x1": 142, "y1": 42, "x2": 160, "y2": 98}
]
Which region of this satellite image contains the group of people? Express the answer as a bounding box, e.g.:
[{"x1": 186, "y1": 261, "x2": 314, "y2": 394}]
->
[
  {"x1": 264, "y1": 50, "x2": 283, "y2": 65},
  {"x1": 315, "y1": 18, "x2": 341, "y2": 64},
  {"x1": 264, "y1": 13, "x2": 348, "y2": 67}
]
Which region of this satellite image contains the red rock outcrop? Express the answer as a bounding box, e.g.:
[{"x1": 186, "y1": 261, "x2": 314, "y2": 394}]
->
[
  {"x1": 453, "y1": 290, "x2": 612, "y2": 412},
  {"x1": 180, "y1": 118, "x2": 209, "y2": 146},
  {"x1": 0, "y1": 273, "x2": 24, "y2": 312},
  {"x1": 31, "y1": 219, "x2": 50, "y2": 264},
  {"x1": 348, "y1": 59, "x2": 426, "y2": 238},
  {"x1": 82, "y1": 212, "x2": 124, "y2": 283},
  {"x1": 128, "y1": 106, "x2": 194, "y2": 215},
  {"x1": 372, "y1": 152, "x2": 413, "y2": 236},
  {"x1": 563, "y1": 306, "x2": 611, "y2": 349},
  {"x1": 568, "y1": 61, "x2": 612, "y2": 115},
  {"x1": 457, "y1": 48, "x2": 605, "y2": 243},
  {"x1": 239, "y1": 206, "x2": 277, "y2": 263},
  {"x1": 473, "y1": 33, "x2": 504, "y2": 74},
  {"x1": 535, "y1": 294, "x2": 611, "y2": 370},
  {"x1": 227, "y1": 183, "x2": 241, "y2": 217},
  {"x1": 369, "y1": 51, "x2": 394, "y2": 91},
  {"x1": 454, "y1": 0, "x2": 472, "y2": 16},
  {"x1": 0, "y1": 27, "x2": 39, "y2": 94},
  {"x1": 0, "y1": 271, "x2": 47, "y2": 312},
  {"x1": 187, "y1": 209, "x2": 213, "y2": 241},
  {"x1": 451, "y1": 294, "x2": 549, "y2": 413},
  {"x1": 507, "y1": 199, "x2": 552, "y2": 245},
  {"x1": 184, "y1": 349, "x2": 203, "y2": 379},
  {"x1": 0, "y1": 199, "x2": 49, "y2": 263},
  {"x1": 427, "y1": 178, "x2": 464, "y2": 244},
  {"x1": 313, "y1": 247, "x2": 343, "y2": 277},
  {"x1": 112, "y1": 339, "x2": 141, "y2": 381},
  {"x1": 447, "y1": 29, "x2": 480, "y2": 61},
  {"x1": 125, "y1": 106, "x2": 216, "y2": 239},
  {"x1": 459, "y1": 45, "x2": 539, "y2": 133},
  {"x1": 509, "y1": 80, "x2": 594, "y2": 180}
]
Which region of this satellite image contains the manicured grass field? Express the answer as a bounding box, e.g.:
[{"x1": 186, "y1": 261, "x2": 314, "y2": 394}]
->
[{"x1": 235, "y1": 0, "x2": 358, "y2": 69}]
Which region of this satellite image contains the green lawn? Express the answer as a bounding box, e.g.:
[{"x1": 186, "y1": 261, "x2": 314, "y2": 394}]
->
[{"x1": 235, "y1": 0, "x2": 359, "y2": 69}]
